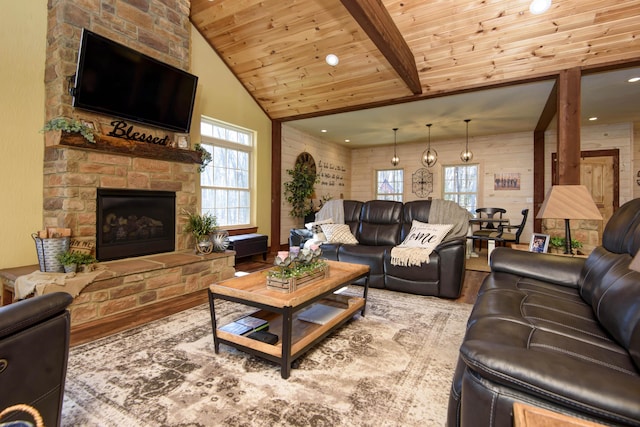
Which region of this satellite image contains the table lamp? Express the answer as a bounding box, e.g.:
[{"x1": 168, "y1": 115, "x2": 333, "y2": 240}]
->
[{"x1": 536, "y1": 185, "x2": 602, "y2": 255}]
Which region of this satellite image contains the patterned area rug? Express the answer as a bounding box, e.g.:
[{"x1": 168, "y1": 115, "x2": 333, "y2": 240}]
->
[{"x1": 62, "y1": 288, "x2": 472, "y2": 427}]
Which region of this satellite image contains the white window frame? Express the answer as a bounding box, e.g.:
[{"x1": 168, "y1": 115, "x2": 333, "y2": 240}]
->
[
  {"x1": 442, "y1": 164, "x2": 479, "y2": 213},
  {"x1": 199, "y1": 117, "x2": 254, "y2": 227},
  {"x1": 375, "y1": 168, "x2": 404, "y2": 201}
]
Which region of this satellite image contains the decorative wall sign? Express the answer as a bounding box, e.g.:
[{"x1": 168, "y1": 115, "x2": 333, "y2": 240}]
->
[
  {"x1": 317, "y1": 159, "x2": 347, "y2": 188},
  {"x1": 107, "y1": 120, "x2": 170, "y2": 146},
  {"x1": 412, "y1": 168, "x2": 433, "y2": 198},
  {"x1": 494, "y1": 173, "x2": 520, "y2": 190}
]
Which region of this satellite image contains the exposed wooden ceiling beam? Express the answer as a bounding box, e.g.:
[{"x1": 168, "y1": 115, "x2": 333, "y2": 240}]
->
[{"x1": 340, "y1": 0, "x2": 422, "y2": 95}]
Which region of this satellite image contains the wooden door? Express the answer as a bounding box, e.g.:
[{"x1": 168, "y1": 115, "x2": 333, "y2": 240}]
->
[{"x1": 552, "y1": 149, "x2": 619, "y2": 231}]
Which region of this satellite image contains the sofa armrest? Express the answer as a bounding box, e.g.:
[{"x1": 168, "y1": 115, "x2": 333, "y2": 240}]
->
[
  {"x1": 490, "y1": 247, "x2": 584, "y2": 288},
  {"x1": 289, "y1": 228, "x2": 312, "y2": 247},
  {"x1": 0, "y1": 292, "x2": 73, "y2": 339}
]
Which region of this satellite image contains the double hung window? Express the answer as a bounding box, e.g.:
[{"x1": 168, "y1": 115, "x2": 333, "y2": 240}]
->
[{"x1": 199, "y1": 118, "x2": 253, "y2": 227}]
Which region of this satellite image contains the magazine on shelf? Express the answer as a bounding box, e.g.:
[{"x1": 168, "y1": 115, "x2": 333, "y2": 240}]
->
[
  {"x1": 219, "y1": 314, "x2": 269, "y2": 336},
  {"x1": 297, "y1": 303, "x2": 345, "y2": 325}
]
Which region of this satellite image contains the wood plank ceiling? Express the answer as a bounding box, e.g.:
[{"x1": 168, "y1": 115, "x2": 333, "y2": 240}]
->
[{"x1": 190, "y1": 0, "x2": 640, "y2": 122}]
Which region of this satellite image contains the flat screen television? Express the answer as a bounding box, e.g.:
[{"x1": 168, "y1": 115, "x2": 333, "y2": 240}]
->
[{"x1": 72, "y1": 29, "x2": 198, "y2": 133}]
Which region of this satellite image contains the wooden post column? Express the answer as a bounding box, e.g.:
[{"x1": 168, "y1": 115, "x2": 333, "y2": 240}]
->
[{"x1": 556, "y1": 68, "x2": 582, "y2": 185}]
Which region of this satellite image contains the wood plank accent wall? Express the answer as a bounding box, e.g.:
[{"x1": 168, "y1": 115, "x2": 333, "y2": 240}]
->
[{"x1": 280, "y1": 125, "x2": 352, "y2": 245}]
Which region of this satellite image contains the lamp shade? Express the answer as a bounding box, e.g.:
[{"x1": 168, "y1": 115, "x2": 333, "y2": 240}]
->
[{"x1": 536, "y1": 185, "x2": 603, "y2": 220}]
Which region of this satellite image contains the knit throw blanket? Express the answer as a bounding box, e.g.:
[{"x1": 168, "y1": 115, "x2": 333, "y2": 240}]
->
[
  {"x1": 14, "y1": 268, "x2": 105, "y2": 300},
  {"x1": 315, "y1": 199, "x2": 344, "y2": 224},
  {"x1": 391, "y1": 199, "x2": 472, "y2": 267}
]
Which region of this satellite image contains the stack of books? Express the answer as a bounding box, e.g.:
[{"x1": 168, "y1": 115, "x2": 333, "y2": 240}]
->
[{"x1": 219, "y1": 314, "x2": 269, "y2": 336}]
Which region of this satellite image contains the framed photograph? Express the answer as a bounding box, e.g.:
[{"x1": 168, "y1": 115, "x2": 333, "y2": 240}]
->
[
  {"x1": 494, "y1": 173, "x2": 521, "y2": 190},
  {"x1": 529, "y1": 233, "x2": 549, "y2": 253},
  {"x1": 81, "y1": 119, "x2": 100, "y2": 133},
  {"x1": 174, "y1": 133, "x2": 190, "y2": 149}
]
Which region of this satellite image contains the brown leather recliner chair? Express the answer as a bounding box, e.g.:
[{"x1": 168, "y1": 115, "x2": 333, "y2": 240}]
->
[
  {"x1": 0, "y1": 292, "x2": 73, "y2": 426},
  {"x1": 448, "y1": 198, "x2": 640, "y2": 426}
]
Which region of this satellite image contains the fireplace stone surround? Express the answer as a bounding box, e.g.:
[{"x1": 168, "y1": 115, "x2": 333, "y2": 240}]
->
[{"x1": 33, "y1": 135, "x2": 236, "y2": 336}]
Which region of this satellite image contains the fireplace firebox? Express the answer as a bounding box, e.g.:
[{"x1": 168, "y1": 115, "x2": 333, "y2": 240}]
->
[{"x1": 96, "y1": 188, "x2": 176, "y2": 261}]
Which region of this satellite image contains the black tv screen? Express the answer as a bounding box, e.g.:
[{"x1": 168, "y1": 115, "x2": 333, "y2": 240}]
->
[{"x1": 72, "y1": 29, "x2": 198, "y2": 133}]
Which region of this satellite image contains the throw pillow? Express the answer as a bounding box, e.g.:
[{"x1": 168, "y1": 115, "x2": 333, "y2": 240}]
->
[
  {"x1": 390, "y1": 221, "x2": 453, "y2": 267},
  {"x1": 305, "y1": 218, "x2": 333, "y2": 242},
  {"x1": 320, "y1": 223, "x2": 358, "y2": 244},
  {"x1": 399, "y1": 221, "x2": 453, "y2": 248}
]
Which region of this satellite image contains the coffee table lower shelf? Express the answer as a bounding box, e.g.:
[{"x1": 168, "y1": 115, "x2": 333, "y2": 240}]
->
[{"x1": 207, "y1": 261, "x2": 370, "y2": 379}]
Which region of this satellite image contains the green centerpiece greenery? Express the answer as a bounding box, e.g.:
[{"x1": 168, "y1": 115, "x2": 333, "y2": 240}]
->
[{"x1": 268, "y1": 246, "x2": 326, "y2": 280}]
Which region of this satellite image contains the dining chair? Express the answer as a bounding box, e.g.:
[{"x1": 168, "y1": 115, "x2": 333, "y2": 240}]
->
[
  {"x1": 472, "y1": 207, "x2": 507, "y2": 252},
  {"x1": 494, "y1": 208, "x2": 529, "y2": 246}
]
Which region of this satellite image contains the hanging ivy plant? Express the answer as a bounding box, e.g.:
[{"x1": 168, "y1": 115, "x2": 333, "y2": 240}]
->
[{"x1": 195, "y1": 143, "x2": 212, "y2": 173}]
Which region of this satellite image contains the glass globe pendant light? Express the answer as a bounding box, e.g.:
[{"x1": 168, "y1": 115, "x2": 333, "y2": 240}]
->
[
  {"x1": 421, "y1": 123, "x2": 438, "y2": 167},
  {"x1": 391, "y1": 128, "x2": 400, "y2": 166},
  {"x1": 460, "y1": 119, "x2": 473, "y2": 163}
]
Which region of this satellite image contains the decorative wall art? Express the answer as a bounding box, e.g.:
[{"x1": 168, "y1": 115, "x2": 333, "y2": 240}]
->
[
  {"x1": 317, "y1": 159, "x2": 347, "y2": 188},
  {"x1": 412, "y1": 168, "x2": 433, "y2": 198},
  {"x1": 494, "y1": 173, "x2": 520, "y2": 191}
]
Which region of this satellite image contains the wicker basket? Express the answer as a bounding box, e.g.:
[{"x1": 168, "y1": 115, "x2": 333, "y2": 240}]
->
[
  {"x1": 0, "y1": 404, "x2": 44, "y2": 427},
  {"x1": 32, "y1": 233, "x2": 70, "y2": 273}
]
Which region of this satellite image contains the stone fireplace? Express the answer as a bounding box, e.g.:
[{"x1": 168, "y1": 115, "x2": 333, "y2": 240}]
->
[{"x1": 96, "y1": 188, "x2": 176, "y2": 261}]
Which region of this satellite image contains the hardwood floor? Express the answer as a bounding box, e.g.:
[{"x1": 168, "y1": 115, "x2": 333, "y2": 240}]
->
[{"x1": 70, "y1": 255, "x2": 486, "y2": 346}]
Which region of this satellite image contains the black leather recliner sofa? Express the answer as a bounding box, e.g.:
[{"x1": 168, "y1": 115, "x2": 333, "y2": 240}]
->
[
  {"x1": 296, "y1": 199, "x2": 468, "y2": 298},
  {"x1": 0, "y1": 292, "x2": 73, "y2": 426},
  {"x1": 448, "y1": 198, "x2": 640, "y2": 426}
]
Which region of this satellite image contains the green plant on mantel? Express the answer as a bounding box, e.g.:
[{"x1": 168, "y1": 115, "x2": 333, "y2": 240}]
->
[
  {"x1": 194, "y1": 143, "x2": 212, "y2": 173},
  {"x1": 41, "y1": 117, "x2": 95, "y2": 143}
]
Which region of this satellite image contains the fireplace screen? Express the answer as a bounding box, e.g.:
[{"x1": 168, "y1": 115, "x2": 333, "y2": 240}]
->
[{"x1": 96, "y1": 188, "x2": 176, "y2": 261}]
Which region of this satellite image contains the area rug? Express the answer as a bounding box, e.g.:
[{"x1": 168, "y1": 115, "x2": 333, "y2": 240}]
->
[{"x1": 62, "y1": 288, "x2": 472, "y2": 427}]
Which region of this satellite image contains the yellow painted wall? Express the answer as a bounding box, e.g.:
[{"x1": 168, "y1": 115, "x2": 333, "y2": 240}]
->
[
  {"x1": 0, "y1": 2, "x2": 47, "y2": 268},
  {"x1": 190, "y1": 26, "x2": 272, "y2": 243}
]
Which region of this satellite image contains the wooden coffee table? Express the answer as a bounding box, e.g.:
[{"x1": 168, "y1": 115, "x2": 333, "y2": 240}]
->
[{"x1": 208, "y1": 260, "x2": 370, "y2": 379}]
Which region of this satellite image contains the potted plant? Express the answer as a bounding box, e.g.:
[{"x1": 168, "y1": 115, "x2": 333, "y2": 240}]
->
[
  {"x1": 76, "y1": 252, "x2": 98, "y2": 272},
  {"x1": 283, "y1": 162, "x2": 318, "y2": 221},
  {"x1": 56, "y1": 250, "x2": 80, "y2": 273},
  {"x1": 41, "y1": 117, "x2": 96, "y2": 144},
  {"x1": 549, "y1": 236, "x2": 583, "y2": 254},
  {"x1": 183, "y1": 210, "x2": 217, "y2": 254}
]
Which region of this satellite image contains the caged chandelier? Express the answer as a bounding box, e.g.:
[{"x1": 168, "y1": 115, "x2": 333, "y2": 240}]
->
[
  {"x1": 421, "y1": 123, "x2": 438, "y2": 167},
  {"x1": 391, "y1": 127, "x2": 400, "y2": 166},
  {"x1": 460, "y1": 119, "x2": 473, "y2": 163}
]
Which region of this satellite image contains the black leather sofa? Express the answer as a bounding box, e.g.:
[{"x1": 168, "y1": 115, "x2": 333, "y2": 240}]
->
[
  {"x1": 0, "y1": 292, "x2": 73, "y2": 426},
  {"x1": 448, "y1": 198, "x2": 640, "y2": 426},
  {"x1": 294, "y1": 199, "x2": 468, "y2": 298}
]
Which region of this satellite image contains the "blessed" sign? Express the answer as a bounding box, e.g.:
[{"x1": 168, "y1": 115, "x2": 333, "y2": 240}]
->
[{"x1": 107, "y1": 120, "x2": 170, "y2": 145}]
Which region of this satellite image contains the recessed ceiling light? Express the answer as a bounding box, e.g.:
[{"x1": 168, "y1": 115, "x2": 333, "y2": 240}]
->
[
  {"x1": 589, "y1": 117, "x2": 598, "y2": 121},
  {"x1": 628, "y1": 77, "x2": 640, "y2": 83},
  {"x1": 529, "y1": 0, "x2": 551, "y2": 14},
  {"x1": 345, "y1": 139, "x2": 350, "y2": 143},
  {"x1": 321, "y1": 129, "x2": 327, "y2": 133},
  {"x1": 325, "y1": 54, "x2": 339, "y2": 66}
]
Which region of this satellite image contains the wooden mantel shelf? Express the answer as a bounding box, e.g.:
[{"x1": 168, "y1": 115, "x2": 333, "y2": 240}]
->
[{"x1": 54, "y1": 131, "x2": 203, "y2": 165}]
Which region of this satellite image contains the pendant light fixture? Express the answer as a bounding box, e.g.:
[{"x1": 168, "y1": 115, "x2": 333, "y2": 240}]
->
[
  {"x1": 421, "y1": 123, "x2": 438, "y2": 167},
  {"x1": 460, "y1": 119, "x2": 473, "y2": 163},
  {"x1": 391, "y1": 127, "x2": 400, "y2": 166}
]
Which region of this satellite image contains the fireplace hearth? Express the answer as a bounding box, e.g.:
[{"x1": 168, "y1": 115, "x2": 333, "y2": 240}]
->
[{"x1": 96, "y1": 188, "x2": 176, "y2": 261}]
